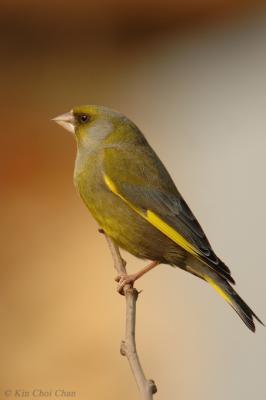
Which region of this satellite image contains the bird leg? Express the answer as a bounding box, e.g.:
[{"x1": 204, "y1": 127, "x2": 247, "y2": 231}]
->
[{"x1": 115, "y1": 260, "x2": 160, "y2": 294}]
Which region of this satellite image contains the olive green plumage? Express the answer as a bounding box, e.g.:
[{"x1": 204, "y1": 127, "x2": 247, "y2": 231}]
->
[{"x1": 53, "y1": 105, "x2": 263, "y2": 332}]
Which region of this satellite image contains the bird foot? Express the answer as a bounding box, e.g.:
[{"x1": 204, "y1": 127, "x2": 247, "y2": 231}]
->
[{"x1": 115, "y1": 273, "x2": 138, "y2": 294}]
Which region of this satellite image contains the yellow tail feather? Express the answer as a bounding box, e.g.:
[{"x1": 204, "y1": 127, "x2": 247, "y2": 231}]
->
[{"x1": 205, "y1": 276, "x2": 233, "y2": 306}]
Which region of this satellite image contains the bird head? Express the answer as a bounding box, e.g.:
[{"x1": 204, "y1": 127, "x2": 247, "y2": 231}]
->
[{"x1": 52, "y1": 105, "x2": 132, "y2": 148}]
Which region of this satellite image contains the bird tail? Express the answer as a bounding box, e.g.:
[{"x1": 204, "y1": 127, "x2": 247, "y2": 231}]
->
[
  {"x1": 186, "y1": 257, "x2": 264, "y2": 332},
  {"x1": 205, "y1": 275, "x2": 264, "y2": 332}
]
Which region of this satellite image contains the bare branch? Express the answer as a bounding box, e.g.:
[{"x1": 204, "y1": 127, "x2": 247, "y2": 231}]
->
[{"x1": 104, "y1": 234, "x2": 157, "y2": 399}]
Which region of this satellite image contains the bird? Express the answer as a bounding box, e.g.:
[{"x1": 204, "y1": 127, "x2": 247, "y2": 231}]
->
[{"x1": 53, "y1": 104, "x2": 263, "y2": 332}]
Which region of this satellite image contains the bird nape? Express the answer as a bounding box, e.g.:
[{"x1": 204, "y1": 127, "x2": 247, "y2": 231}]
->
[{"x1": 53, "y1": 104, "x2": 264, "y2": 332}]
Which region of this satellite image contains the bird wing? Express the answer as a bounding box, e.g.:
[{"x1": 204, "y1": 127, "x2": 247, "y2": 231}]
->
[{"x1": 103, "y1": 145, "x2": 234, "y2": 283}]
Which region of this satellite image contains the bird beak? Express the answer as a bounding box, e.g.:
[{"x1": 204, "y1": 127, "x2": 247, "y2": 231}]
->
[{"x1": 52, "y1": 110, "x2": 75, "y2": 134}]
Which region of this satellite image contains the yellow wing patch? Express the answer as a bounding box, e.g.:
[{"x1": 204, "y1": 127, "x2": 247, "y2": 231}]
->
[
  {"x1": 104, "y1": 174, "x2": 199, "y2": 257},
  {"x1": 146, "y1": 210, "x2": 199, "y2": 255},
  {"x1": 104, "y1": 175, "x2": 118, "y2": 195}
]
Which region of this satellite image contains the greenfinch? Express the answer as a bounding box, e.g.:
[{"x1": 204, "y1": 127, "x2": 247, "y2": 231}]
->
[{"x1": 53, "y1": 105, "x2": 263, "y2": 332}]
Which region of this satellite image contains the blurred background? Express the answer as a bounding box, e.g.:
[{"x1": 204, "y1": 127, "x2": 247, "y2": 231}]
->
[{"x1": 1, "y1": 1, "x2": 266, "y2": 399}]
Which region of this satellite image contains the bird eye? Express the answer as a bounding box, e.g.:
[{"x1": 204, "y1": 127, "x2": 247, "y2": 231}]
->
[{"x1": 78, "y1": 114, "x2": 89, "y2": 124}]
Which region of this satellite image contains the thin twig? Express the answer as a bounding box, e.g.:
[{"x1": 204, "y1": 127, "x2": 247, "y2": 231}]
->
[{"x1": 104, "y1": 233, "x2": 157, "y2": 399}]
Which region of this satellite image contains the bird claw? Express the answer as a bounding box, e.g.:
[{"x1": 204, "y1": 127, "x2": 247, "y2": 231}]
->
[{"x1": 115, "y1": 273, "x2": 137, "y2": 295}]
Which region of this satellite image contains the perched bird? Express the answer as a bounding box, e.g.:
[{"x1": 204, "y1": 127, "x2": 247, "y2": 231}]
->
[{"x1": 53, "y1": 105, "x2": 263, "y2": 332}]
